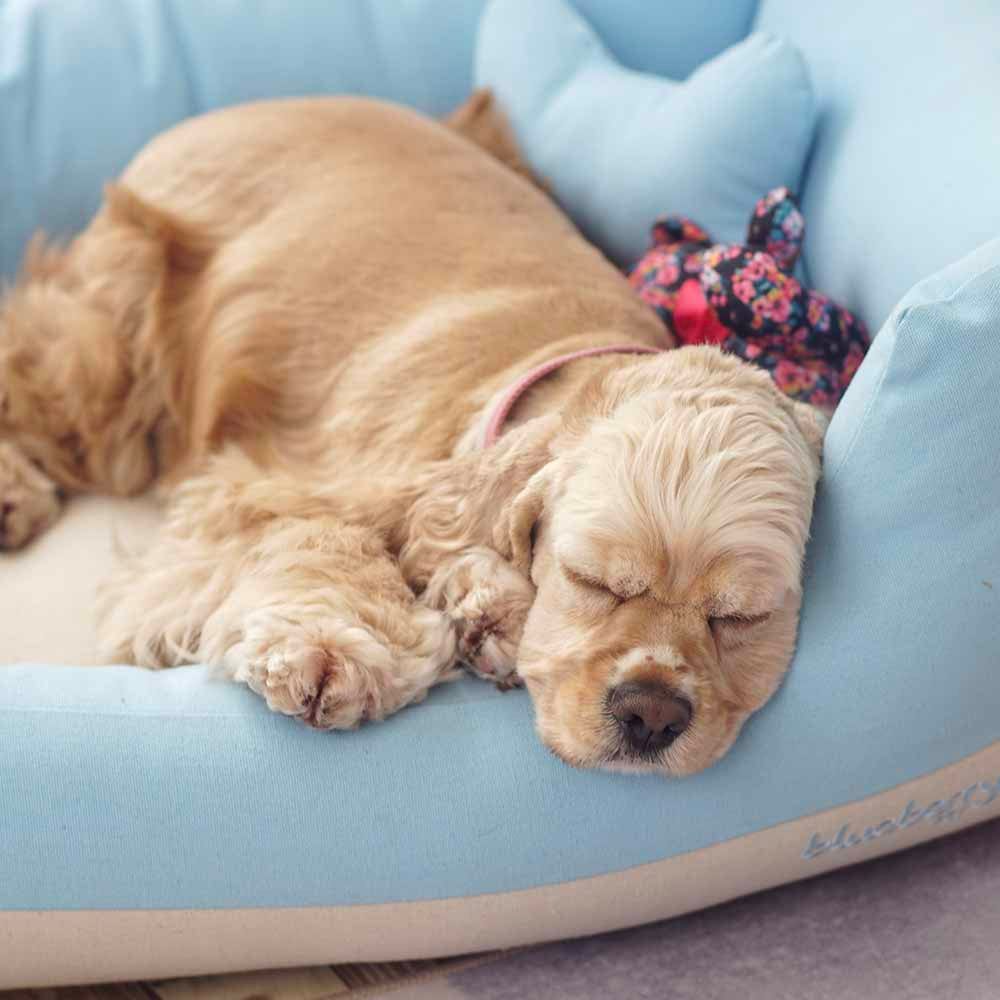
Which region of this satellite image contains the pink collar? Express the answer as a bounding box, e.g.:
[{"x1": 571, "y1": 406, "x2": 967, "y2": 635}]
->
[{"x1": 482, "y1": 343, "x2": 663, "y2": 448}]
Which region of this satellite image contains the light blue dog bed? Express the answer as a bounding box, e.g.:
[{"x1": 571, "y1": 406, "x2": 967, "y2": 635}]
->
[{"x1": 1, "y1": 0, "x2": 999, "y2": 988}]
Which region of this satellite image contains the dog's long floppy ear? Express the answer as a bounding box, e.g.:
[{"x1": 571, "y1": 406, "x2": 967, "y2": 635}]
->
[
  {"x1": 772, "y1": 389, "x2": 828, "y2": 480},
  {"x1": 401, "y1": 414, "x2": 561, "y2": 589},
  {"x1": 789, "y1": 401, "x2": 828, "y2": 477},
  {"x1": 492, "y1": 461, "x2": 556, "y2": 575}
]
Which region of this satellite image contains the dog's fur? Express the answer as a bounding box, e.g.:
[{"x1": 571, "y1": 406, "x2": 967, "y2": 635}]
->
[{"x1": 0, "y1": 93, "x2": 825, "y2": 775}]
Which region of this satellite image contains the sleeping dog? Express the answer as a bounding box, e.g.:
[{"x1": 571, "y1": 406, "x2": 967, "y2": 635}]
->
[{"x1": 0, "y1": 93, "x2": 824, "y2": 775}]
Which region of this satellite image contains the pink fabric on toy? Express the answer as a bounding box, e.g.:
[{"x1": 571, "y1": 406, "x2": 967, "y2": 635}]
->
[{"x1": 629, "y1": 187, "x2": 870, "y2": 410}]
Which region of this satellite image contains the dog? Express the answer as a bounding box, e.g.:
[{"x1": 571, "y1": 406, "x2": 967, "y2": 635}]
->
[{"x1": 0, "y1": 93, "x2": 825, "y2": 775}]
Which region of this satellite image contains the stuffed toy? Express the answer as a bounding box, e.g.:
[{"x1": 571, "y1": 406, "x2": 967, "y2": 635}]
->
[{"x1": 629, "y1": 187, "x2": 870, "y2": 411}]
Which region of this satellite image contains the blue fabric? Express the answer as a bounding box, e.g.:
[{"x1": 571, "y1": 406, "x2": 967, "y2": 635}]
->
[
  {"x1": 0, "y1": 0, "x2": 482, "y2": 278},
  {"x1": 754, "y1": 0, "x2": 1000, "y2": 330},
  {"x1": 475, "y1": 0, "x2": 816, "y2": 267},
  {"x1": 0, "y1": 0, "x2": 755, "y2": 280},
  {"x1": 1, "y1": 0, "x2": 1000, "y2": 915}
]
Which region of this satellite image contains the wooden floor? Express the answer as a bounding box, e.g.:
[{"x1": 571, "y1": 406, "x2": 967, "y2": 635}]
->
[{"x1": 0, "y1": 955, "x2": 496, "y2": 1000}]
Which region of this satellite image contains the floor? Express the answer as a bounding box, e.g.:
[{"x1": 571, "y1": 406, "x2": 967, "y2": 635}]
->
[
  {"x1": 4, "y1": 817, "x2": 998, "y2": 1000},
  {"x1": 0, "y1": 957, "x2": 493, "y2": 1000}
]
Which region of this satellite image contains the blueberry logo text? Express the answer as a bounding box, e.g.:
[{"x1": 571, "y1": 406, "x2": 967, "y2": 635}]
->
[{"x1": 802, "y1": 777, "x2": 1000, "y2": 861}]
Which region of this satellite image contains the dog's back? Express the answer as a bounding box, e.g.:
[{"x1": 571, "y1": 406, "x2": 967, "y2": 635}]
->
[
  {"x1": 0, "y1": 96, "x2": 664, "y2": 539},
  {"x1": 92, "y1": 98, "x2": 655, "y2": 476}
]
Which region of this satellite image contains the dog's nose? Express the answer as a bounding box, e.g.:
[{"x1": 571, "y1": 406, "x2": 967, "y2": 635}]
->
[{"x1": 608, "y1": 681, "x2": 692, "y2": 753}]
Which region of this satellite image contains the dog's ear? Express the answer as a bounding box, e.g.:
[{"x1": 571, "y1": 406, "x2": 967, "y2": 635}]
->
[
  {"x1": 492, "y1": 457, "x2": 558, "y2": 575},
  {"x1": 789, "y1": 401, "x2": 828, "y2": 476},
  {"x1": 401, "y1": 414, "x2": 561, "y2": 588}
]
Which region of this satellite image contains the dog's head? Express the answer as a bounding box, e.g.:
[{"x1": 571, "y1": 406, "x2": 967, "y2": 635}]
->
[{"x1": 496, "y1": 346, "x2": 825, "y2": 775}]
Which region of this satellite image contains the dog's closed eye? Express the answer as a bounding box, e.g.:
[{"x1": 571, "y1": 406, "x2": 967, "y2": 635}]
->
[
  {"x1": 708, "y1": 611, "x2": 773, "y2": 634},
  {"x1": 562, "y1": 565, "x2": 626, "y2": 604}
]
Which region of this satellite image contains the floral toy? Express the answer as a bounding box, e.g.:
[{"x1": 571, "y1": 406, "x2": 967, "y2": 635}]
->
[{"x1": 629, "y1": 187, "x2": 870, "y2": 410}]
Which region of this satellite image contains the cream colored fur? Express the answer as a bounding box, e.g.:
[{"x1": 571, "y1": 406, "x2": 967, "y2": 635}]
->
[{"x1": 0, "y1": 92, "x2": 825, "y2": 775}]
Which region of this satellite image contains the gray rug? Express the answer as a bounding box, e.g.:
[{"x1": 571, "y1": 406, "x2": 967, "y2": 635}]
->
[{"x1": 394, "y1": 818, "x2": 1000, "y2": 1000}]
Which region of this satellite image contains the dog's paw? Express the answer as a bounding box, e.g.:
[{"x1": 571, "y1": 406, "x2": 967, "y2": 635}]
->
[
  {"x1": 231, "y1": 616, "x2": 401, "y2": 729},
  {"x1": 0, "y1": 442, "x2": 62, "y2": 551},
  {"x1": 424, "y1": 548, "x2": 534, "y2": 687}
]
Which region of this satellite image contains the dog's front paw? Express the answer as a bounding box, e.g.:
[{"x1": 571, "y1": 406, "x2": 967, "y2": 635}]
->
[
  {"x1": 0, "y1": 442, "x2": 62, "y2": 551},
  {"x1": 425, "y1": 548, "x2": 534, "y2": 687},
  {"x1": 232, "y1": 615, "x2": 399, "y2": 729}
]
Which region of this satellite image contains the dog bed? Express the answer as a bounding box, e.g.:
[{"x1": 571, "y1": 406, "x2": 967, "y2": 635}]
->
[{"x1": 2, "y1": 0, "x2": 999, "y2": 988}]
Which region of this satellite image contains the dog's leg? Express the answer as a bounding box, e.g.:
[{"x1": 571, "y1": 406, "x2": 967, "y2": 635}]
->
[
  {"x1": 98, "y1": 456, "x2": 458, "y2": 728},
  {"x1": 0, "y1": 441, "x2": 63, "y2": 550},
  {"x1": 224, "y1": 540, "x2": 459, "y2": 728},
  {"x1": 0, "y1": 188, "x2": 213, "y2": 549},
  {"x1": 423, "y1": 546, "x2": 534, "y2": 688},
  {"x1": 0, "y1": 243, "x2": 141, "y2": 548}
]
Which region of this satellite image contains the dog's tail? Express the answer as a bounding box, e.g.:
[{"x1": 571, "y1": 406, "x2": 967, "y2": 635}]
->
[{"x1": 444, "y1": 88, "x2": 548, "y2": 193}]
